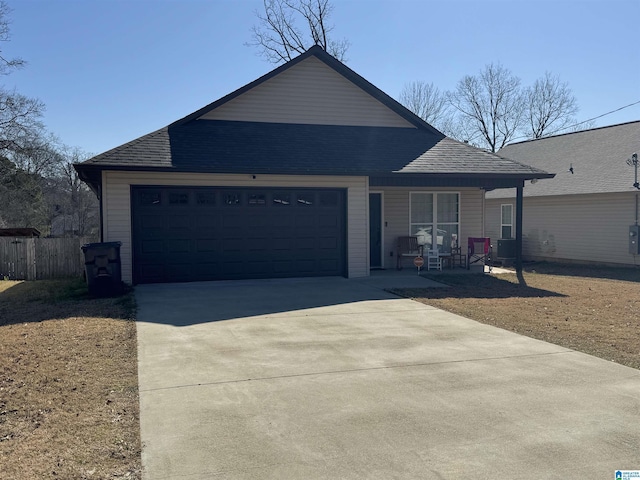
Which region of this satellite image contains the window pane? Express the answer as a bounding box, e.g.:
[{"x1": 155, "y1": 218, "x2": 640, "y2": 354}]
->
[
  {"x1": 437, "y1": 193, "x2": 459, "y2": 223},
  {"x1": 196, "y1": 192, "x2": 216, "y2": 205},
  {"x1": 501, "y1": 204, "x2": 512, "y2": 224},
  {"x1": 169, "y1": 192, "x2": 189, "y2": 205},
  {"x1": 437, "y1": 224, "x2": 459, "y2": 253},
  {"x1": 296, "y1": 193, "x2": 314, "y2": 206},
  {"x1": 273, "y1": 193, "x2": 291, "y2": 206},
  {"x1": 411, "y1": 225, "x2": 432, "y2": 249},
  {"x1": 410, "y1": 193, "x2": 433, "y2": 224},
  {"x1": 248, "y1": 193, "x2": 266, "y2": 205},
  {"x1": 224, "y1": 193, "x2": 241, "y2": 205},
  {"x1": 141, "y1": 192, "x2": 161, "y2": 206},
  {"x1": 502, "y1": 226, "x2": 512, "y2": 239}
]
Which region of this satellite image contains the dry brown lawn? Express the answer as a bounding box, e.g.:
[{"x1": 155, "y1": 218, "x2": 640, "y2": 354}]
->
[
  {"x1": 392, "y1": 262, "x2": 640, "y2": 370},
  {"x1": 0, "y1": 278, "x2": 141, "y2": 480},
  {"x1": 1, "y1": 264, "x2": 638, "y2": 479}
]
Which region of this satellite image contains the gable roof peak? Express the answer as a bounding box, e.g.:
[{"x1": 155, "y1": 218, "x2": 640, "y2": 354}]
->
[{"x1": 171, "y1": 45, "x2": 444, "y2": 135}]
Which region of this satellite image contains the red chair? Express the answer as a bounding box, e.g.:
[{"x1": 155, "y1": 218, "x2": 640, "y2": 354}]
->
[{"x1": 467, "y1": 237, "x2": 492, "y2": 272}]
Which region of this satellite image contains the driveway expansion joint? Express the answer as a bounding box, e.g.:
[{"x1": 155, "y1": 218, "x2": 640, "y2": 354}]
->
[{"x1": 140, "y1": 349, "x2": 574, "y2": 393}]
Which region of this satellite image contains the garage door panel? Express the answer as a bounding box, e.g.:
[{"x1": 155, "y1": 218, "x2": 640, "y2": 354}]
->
[
  {"x1": 140, "y1": 240, "x2": 165, "y2": 254},
  {"x1": 140, "y1": 215, "x2": 164, "y2": 229},
  {"x1": 247, "y1": 238, "x2": 268, "y2": 252},
  {"x1": 166, "y1": 263, "x2": 196, "y2": 281},
  {"x1": 138, "y1": 264, "x2": 165, "y2": 282},
  {"x1": 318, "y1": 214, "x2": 339, "y2": 227},
  {"x1": 319, "y1": 259, "x2": 340, "y2": 272},
  {"x1": 166, "y1": 215, "x2": 190, "y2": 229},
  {"x1": 221, "y1": 213, "x2": 244, "y2": 228},
  {"x1": 318, "y1": 237, "x2": 338, "y2": 249},
  {"x1": 295, "y1": 259, "x2": 317, "y2": 273},
  {"x1": 196, "y1": 239, "x2": 219, "y2": 253},
  {"x1": 166, "y1": 239, "x2": 191, "y2": 254},
  {"x1": 273, "y1": 261, "x2": 294, "y2": 273},
  {"x1": 198, "y1": 214, "x2": 220, "y2": 228},
  {"x1": 132, "y1": 186, "x2": 345, "y2": 284}
]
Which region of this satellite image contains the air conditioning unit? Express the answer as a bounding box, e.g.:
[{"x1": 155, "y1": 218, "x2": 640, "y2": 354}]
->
[
  {"x1": 497, "y1": 238, "x2": 516, "y2": 259},
  {"x1": 630, "y1": 225, "x2": 639, "y2": 255}
]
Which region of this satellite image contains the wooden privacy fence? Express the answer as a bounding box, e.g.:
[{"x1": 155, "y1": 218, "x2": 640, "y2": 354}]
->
[{"x1": 0, "y1": 237, "x2": 97, "y2": 281}]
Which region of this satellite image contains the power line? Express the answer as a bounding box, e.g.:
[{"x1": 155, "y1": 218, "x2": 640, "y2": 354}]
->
[
  {"x1": 549, "y1": 99, "x2": 640, "y2": 135},
  {"x1": 510, "y1": 99, "x2": 640, "y2": 143}
]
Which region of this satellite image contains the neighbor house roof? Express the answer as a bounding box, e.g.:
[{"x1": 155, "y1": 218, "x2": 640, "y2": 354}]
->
[
  {"x1": 0, "y1": 228, "x2": 41, "y2": 237},
  {"x1": 75, "y1": 46, "x2": 552, "y2": 191},
  {"x1": 487, "y1": 120, "x2": 640, "y2": 199}
]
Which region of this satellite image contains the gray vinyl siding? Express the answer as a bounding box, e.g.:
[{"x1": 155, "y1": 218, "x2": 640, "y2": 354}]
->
[
  {"x1": 484, "y1": 200, "x2": 515, "y2": 244},
  {"x1": 485, "y1": 192, "x2": 639, "y2": 266},
  {"x1": 376, "y1": 187, "x2": 485, "y2": 269},
  {"x1": 102, "y1": 171, "x2": 368, "y2": 283},
  {"x1": 199, "y1": 56, "x2": 414, "y2": 128}
]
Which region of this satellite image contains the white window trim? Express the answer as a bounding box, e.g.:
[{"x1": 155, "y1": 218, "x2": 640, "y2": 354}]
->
[
  {"x1": 501, "y1": 203, "x2": 514, "y2": 239},
  {"x1": 409, "y1": 191, "x2": 460, "y2": 251}
]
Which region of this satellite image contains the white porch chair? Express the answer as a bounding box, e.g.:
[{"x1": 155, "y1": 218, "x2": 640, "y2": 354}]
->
[{"x1": 426, "y1": 249, "x2": 442, "y2": 271}]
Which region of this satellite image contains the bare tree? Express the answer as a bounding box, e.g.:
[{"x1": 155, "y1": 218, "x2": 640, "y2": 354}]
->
[
  {"x1": 0, "y1": 1, "x2": 45, "y2": 155},
  {"x1": 0, "y1": 1, "x2": 24, "y2": 74},
  {"x1": 525, "y1": 72, "x2": 579, "y2": 138},
  {"x1": 7, "y1": 131, "x2": 60, "y2": 176},
  {"x1": 398, "y1": 80, "x2": 452, "y2": 132},
  {"x1": 248, "y1": 0, "x2": 349, "y2": 63},
  {"x1": 51, "y1": 146, "x2": 98, "y2": 237},
  {"x1": 0, "y1": 154, "x2": 47, "y2": 229},
  {"x1": 448, "y1": 63, "x2": 524, "y2": 152}
]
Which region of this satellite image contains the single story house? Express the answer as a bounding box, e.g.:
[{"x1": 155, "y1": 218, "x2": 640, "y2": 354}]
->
[
  {"x1": 74, "y1": 46, "x2": 552, "y2": 284},
  {"x1": 486, "y1": 121, "x2": 640, "y2": 266}
]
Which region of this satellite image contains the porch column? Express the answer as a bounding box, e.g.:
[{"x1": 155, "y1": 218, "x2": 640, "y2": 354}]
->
[{"x1": 515, "y1": 182, "x2": 524, "y2": 272}]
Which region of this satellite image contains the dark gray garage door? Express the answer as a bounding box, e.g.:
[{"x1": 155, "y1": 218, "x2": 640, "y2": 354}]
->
[{"x1": 132, "y1": 186, "x2": 346, "y2": 284}]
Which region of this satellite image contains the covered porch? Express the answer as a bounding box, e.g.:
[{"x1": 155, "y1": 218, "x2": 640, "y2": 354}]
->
[{"x1": 368, "y1": 174, "x2": 536, "y2": 273}]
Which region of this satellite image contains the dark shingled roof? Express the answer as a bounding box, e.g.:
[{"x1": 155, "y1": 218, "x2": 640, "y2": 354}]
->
[
  {"x1": 487, "y1": 120, "x2": 640, "y2": 199},
  {"x1": 78, "y1": 119, "x2": 550, "y2": 177},
  {"x1": 74, "y1": 45, "x2": 552, "y2": 189}
]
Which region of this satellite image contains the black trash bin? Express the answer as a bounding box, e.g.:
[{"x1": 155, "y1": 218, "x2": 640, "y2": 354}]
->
[{"x1": 81, "y1": 241, "x2": 123, "y2": 297}]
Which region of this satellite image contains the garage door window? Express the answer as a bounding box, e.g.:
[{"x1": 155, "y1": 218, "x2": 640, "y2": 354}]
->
[
  {"x1": 196, "y1": 191, "x2": 216, "y2": 205},
  {"x1": 169, "y1": 192, "x2": 189, "y2": 205},
  {"x1": 141, "y1": 191, "x2": 161, "y2": 206},
  {"x1": 297, "y1": 193, "x2": 314, "y2": 206},
  {"x1": 248, "y1": 193, "x2": 267, "y2": 205},
  {"x1": 224, "y1": 193, "x2": 241, "y2": 205},
  {"x1": 273, "y1": 193, "x2": 291, "y2": 206}
]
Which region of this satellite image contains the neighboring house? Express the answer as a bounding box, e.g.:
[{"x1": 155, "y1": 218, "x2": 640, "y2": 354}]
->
[
  {"x1": 74, "y1": 46, "x2": 551, "y2": 285},
  {"x1": 486, "y1": 121, "x2": 640, "y2": 266}
]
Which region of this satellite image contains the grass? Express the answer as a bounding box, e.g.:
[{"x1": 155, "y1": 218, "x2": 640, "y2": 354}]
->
[
  {"x1": 0, "y1": 278, "x2": 141, "y2": 480},
  {"x1": 391, "y1": 262, "x2": 640, "y2": 370}
]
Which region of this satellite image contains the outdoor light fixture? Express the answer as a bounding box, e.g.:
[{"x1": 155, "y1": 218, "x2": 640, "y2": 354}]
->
[{"x1": 627, "y1": 153, "x2": 639, "y2": 190}]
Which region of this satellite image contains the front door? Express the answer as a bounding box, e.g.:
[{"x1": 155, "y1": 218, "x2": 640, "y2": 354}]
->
[{"x1": 369, "y1": 193, "x2": 382, "y2": 268}]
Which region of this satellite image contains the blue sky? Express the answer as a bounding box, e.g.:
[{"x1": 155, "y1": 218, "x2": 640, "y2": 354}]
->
[{"x1": 7, "y1": 0, "x2": 640, "y2": 156}]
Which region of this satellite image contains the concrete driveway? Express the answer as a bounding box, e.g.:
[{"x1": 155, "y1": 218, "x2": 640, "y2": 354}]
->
[{"x1": 135, "y1": 275, "x2": 640, "y2": 479}]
